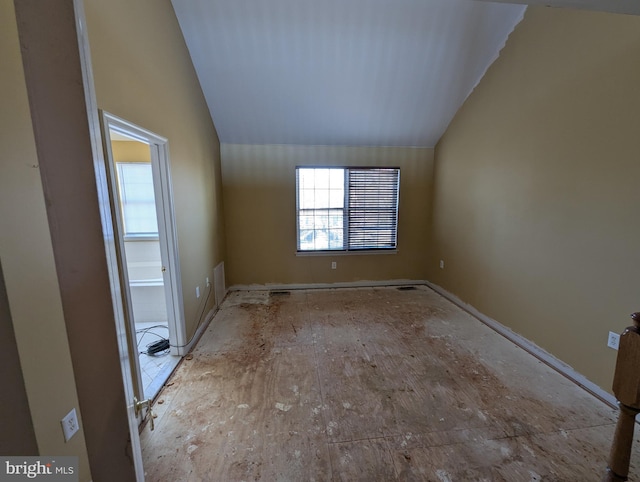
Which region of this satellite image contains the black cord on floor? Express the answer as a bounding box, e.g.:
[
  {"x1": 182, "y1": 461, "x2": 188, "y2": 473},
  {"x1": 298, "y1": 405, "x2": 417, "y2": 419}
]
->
[
  {"x1": 146, "y1": 338, "x2": 170, "y2": 355},
  {"x1": 136, "y1": 325, "x2": 170, "y2": 356},
  {"x1": 134, "y1": 281, "x2": 215, "y2": 355}
]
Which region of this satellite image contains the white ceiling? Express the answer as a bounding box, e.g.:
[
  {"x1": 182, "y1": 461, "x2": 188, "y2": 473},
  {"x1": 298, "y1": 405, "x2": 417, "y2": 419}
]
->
[
  {"x1": 172, "y1": 0, "x2": 640, "y2": 148},
  {"x1": 172, "y1": 0, "x2": 527, "y2": 147}
]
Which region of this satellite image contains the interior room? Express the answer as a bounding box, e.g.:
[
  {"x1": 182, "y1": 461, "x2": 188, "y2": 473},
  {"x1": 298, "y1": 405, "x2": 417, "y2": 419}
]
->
[
  {"x1": 110, "y1": 133, "x2": 178, "y2": 399},
  {"x1": 1, "y1": 0, "x2": 639, "y2": 480}
]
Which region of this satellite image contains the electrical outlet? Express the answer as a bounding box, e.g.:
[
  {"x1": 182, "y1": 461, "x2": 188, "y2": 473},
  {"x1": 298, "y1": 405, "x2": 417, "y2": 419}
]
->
[
  {"x1": 196, "y1": 286, "x2": 200, "y2": 298},
  {"x1": 439, "y1": 260, "x2": 444, "y2": 269},
  {"x1": 205, "y1": 277, "x2": 210, "y2": 286},
  {"x1": 331, "y1": 261, "x2": 337, "y2": 270},
  {"x1": 61, "y1": 408, "x2": 79, "y2": 442},
  {"x1": 608, "y1": 331, "x2": 620, "y2": 350}
]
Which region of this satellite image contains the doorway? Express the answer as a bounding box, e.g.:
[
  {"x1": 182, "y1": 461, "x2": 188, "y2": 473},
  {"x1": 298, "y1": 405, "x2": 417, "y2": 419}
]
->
[{"x1": 101, "y1": 112, "x2": 184, "y2": 401}]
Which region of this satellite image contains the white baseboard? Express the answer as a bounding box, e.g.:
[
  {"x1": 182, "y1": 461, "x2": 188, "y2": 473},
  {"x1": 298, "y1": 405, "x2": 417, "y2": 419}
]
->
[
  {"x1": 229, "y1": 279, "x2": 428, "y2": 291},
  {"x1": 424, "y1": 281, "x2": 617, "y2": 409}
]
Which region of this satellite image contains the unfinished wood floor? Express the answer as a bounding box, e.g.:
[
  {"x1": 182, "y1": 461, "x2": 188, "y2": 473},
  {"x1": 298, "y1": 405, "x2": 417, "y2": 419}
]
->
[{"x1": 141, "y1": 286, "x2": 640, "y2": 481}]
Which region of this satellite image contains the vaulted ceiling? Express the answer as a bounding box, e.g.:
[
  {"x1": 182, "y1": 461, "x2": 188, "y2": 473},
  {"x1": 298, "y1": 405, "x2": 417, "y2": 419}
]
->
[{"x1": 170, "y1": 0, "x2": 638, "y2": 148}]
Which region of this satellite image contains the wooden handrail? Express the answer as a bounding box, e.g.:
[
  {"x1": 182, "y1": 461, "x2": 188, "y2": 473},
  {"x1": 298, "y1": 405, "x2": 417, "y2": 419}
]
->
[{"x1": 604, "y1": 313, "x2": 640, "y2": 481}]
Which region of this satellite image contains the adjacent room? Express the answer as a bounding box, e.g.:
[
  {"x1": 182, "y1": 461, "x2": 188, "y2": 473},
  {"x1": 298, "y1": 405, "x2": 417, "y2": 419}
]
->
[{"x1": 2, "y1": 0, "x2": 640, "y2": 480}]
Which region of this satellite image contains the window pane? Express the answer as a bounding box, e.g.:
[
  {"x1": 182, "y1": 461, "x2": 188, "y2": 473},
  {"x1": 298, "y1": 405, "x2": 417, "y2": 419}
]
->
[
  {"x1": 299, "y1": 189, "x2": 316, "y2": 210},
  {"x1": 299, "y1": 229, "x2": 315, "y2": 250},
  {"x1": 117, "y1": 163, "x2": 158, "y2": 236},
  {"x1": 313, "y1": 230, "x2": 329, "y2": 250},
  {"x1": 299, "y1": 169, "x2": 316, "y2": 189},
  {"x1": 329, "y1": 212, "x2": 343, "y2": 228},
  {"x1": 298, "y1": 213, "x2": 314, "y2": 230},
  {"x1": 329, "y1": 188, "x2": 344, "y2": 208},
  {"x1": 329, "y1": 169, "x2": 344, "y2": 188},
  {"x1": 296, "y1": 168, "x2": 346, "y2": 251},
  {"x1": 315, "y1": 189, "x2": 330, "y2": 209},
  {"x1": 314, "y1": 169, "x2": 331, "y2": 189},
  {"x1": 313, "y1": 210, "x2": 329, "y2": 229},
  {"x1": 328, "y1": 229, "x2": 343, "y2": 249},
  {"x1": 125, "y1": 204, "x2": 157, "y2": 234}
]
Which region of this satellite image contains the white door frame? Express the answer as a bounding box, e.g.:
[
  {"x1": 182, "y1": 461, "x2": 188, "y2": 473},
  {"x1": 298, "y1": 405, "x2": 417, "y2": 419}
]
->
[
  {"x1": 72, "y1": 0, "x2": 145, "y2": 479},
  {"x1": 101, "y1": 112, "x2": 187, "y2": 362}
]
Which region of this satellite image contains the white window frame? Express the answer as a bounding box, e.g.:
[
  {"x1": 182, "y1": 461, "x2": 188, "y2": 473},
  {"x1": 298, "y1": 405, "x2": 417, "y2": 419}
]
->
[{"x1": 296, "y1": 166, "x2": 400, "y2": 253}]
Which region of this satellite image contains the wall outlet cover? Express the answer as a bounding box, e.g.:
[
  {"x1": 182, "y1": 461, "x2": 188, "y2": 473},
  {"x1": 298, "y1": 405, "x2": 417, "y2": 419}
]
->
[
  {"x1": 61, "y1": 408, "x2": 79, "y2": 442},
  {"x1": 607, "y1": 331, "x2": 620, "y2": 350}
]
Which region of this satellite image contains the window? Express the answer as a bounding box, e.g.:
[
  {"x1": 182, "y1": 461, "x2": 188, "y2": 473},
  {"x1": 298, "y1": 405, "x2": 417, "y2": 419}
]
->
[
  {"x1": 116, "y1": 162, "x2": 159, "y2": 237},
  {"x1": 296, "y1": 167, "x2": 400, "y2": 252}
]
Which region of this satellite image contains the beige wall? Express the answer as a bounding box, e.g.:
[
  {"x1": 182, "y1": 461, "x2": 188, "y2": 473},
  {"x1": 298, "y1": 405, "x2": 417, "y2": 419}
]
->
[
  {"x1": 222, "y1": 144, "x2": 433, "y2": 286},
  {"x1": 111, "y1": 140, "x2": 152, "y2": 163},
  {"x1": 0, "y1": 260, "x2": 38, "y2": 456},
  {"x1": 85, "y1": 0, "x2": 226, "y2": 339},
  {"x1": 430, "y1": 7, "x2": 640, "y2": 391},
  {"x1": 0, "y1": 1, "x2": 91, "y2": 477},
  {"x1": 2, "y1": 0, "x2": 224, "y2": 477}
]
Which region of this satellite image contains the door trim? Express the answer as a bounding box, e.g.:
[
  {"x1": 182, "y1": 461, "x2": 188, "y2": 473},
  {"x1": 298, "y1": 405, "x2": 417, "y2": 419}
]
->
[{"x1": 101, "y1": 112, "x2": 187, "y2": 359}]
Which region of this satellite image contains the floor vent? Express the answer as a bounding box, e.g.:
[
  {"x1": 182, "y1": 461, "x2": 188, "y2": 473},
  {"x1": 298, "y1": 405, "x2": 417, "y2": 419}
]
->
[
  {"x1": 397, "y1": 286, "x2": 417, "y2": 291},
  {"x1": 270, "y1": 290, "x2": 291, "y2": 296}
]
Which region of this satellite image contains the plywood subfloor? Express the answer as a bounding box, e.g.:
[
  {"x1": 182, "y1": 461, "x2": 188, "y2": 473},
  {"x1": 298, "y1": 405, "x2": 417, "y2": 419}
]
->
[{"x1": 140, "y1": 286, "x2": 640, "y2": 481}]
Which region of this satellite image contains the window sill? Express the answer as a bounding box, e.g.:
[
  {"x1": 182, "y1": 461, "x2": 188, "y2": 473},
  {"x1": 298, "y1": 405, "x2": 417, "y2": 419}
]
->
[
  {"x1": 124, "y1": 234, "x2": 160, "y2": 242},
  {"x1": 296, "y1": 249, "x2": 398, "y2": 257}
]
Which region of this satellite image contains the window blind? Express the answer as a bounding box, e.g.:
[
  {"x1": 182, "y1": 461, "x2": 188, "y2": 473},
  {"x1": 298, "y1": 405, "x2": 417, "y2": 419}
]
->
[{"x1": 347, "y1": 168, "x2": 399, "y2": 250}]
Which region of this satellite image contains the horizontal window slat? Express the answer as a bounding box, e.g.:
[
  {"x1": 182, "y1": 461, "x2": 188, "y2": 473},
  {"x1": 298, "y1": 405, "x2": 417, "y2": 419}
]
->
[{"x1": 347, "y1": 168, "x2": 399, "y2": 250}]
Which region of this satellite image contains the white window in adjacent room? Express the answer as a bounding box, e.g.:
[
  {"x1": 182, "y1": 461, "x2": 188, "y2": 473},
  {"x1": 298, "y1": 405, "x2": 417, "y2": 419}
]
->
[
  {"x1": 116, "y1": 162, "x2": 159, "y2": 237},
  {"x1": 296, "y1": 167, "x2": 400, "y2": 252}
]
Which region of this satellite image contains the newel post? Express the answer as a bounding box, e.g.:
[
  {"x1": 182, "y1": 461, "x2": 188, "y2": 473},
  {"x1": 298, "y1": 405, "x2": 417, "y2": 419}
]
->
[{"x1": 604, "y1": 313, "x2": 640, "y2": 481}]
